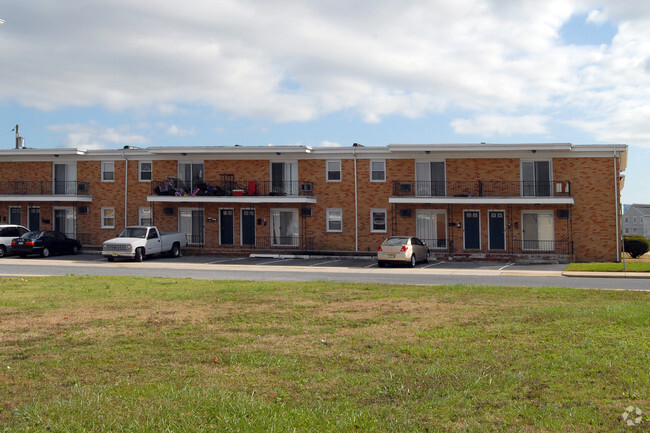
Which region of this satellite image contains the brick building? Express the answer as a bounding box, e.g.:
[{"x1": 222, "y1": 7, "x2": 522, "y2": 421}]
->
[{"x1": 0, "y1": 142, "x2": 627, "y2": 262}]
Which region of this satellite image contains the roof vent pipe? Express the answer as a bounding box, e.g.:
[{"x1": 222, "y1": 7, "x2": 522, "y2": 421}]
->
[{"x1": 14, "y1": 125, "x2": 25, "y2": 149}]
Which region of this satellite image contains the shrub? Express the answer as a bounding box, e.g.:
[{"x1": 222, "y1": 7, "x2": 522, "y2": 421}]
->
[{"x1": 623, "y1": 235, "x2": 650, "y2": 258}]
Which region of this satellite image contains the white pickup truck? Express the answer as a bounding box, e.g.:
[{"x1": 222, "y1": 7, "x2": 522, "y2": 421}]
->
[{"x1": 102, "y1": 226, "x2": 188, "y2": 262}]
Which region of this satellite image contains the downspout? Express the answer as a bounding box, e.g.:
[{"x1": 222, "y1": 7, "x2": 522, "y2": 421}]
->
[
  {"x1": 353, "y1": 147, "x2": 358, "y2": 252},
  {"x1": 123, "y1": 150, "x2": 128, "y2": 228},
  {"x1": 614, "y1": 151, "x2": 623, "y2": 266}
]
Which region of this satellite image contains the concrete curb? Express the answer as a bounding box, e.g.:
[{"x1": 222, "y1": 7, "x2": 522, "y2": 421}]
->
[{"x1": 562, "y1": 271, "x2": 650, "y2": 279}]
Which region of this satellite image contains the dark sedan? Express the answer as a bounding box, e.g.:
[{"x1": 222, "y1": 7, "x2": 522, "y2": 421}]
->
[{"x1": 11, "y1": 230, "x2": 82, "y2": 258}]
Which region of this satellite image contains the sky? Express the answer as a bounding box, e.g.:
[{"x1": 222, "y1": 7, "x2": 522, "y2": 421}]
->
[{"x1": 0, "y1": 0, "x2": 649, "y2": 204}]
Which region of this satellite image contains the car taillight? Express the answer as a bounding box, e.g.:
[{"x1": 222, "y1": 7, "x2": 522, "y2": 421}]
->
[
  {"x1": 11, "y1": 240, "x2": 17, "y2": 246},
  {"x1": 400, "y1": 245, "x2": 409, "y2": 252},
  {"x1": 26, "y1": 241, "x2": 35, "y2": 246},
  {"x1": 377, "y1": 246, "x2": 383, "y2": 252}
]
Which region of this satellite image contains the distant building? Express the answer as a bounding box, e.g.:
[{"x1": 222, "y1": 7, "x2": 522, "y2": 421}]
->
[{"x1": 622, "y1": 204, "x2": 650, "y2": 238}]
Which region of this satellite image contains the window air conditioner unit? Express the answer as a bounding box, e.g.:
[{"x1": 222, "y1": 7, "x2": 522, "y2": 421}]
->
[
  {"x1": 400, "y1": 208, "x2": 412, "y2": 218},
  {"x1": 300, "y1": 182, "x2": 313, "y2": 193},
  {"x1": 77, "y1": 182, "x2": 89, "y2": 193},
  {"x1": 163, "y1": 207, "x2": 174, "y2": 216},
  {"x1": 301, "y1": 207, "x2": 312, "y2": 217},
  {"x1": 78, "y1": 206, "x2": 89, "y2": 215}
]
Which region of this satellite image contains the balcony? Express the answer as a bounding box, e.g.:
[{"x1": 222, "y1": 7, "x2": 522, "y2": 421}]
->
[
  {"x1": 0, "y1": 181, "x2": 92, "y2": 202},
  {"x1": 149, "y1": 178, "x2": 317, "y2": 204},
  {"x1": 390, "y1": 180, "x2": 573, "y2": 205}
]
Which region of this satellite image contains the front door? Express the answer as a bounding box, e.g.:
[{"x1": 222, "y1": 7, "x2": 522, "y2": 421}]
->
[
  {"x1": 463, "y1": 210, "x2": 480, "y2": 250},
  {"x1": 220, "y1": 209, "x2": 234, "y2": 245},
  {"x1": 9, "y1": 207, "x2": 21, "y2": 225},
  {"x1": 488, "y1": 211, "x2": 505, "y2": 250},
  {"x1": 241, "y1": 209, "x2": 256, "y2": 246},
  {"x1": 53, "y1": 207, "x2": 75, "y2": 238},
  {"x1": 29, "y1": 207, "x2": 40, "y2": 232}
]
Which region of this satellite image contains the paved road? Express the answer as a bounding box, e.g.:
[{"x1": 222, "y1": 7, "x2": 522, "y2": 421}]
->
[{"x1": 1, "y1": 253, "x2": 649, "y2": 290}]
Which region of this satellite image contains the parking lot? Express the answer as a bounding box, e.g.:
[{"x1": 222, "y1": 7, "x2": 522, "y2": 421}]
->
[{"x1": 32, "y1": 251, "x2": 568, "y2": 272}]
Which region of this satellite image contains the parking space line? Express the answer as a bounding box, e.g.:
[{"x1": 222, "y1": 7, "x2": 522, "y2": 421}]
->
[
  {"x1": 310, "y1": 260, "x2": 340, "y2": 266},
  {"x1": 498, "y1": 262, "x2": 515, "y2": 271},
  {"x1": 256, "y1": 258, "x2": 295, "y2": 266},
  {"x1": 422, "y1": 261, "x2": 443, "y2": 268},
  {"x1": 207, "y1": 257, "x2": 247, "y2": 264},
  {"x1": 364, "y1": 262, "x2": 377, "y2": 268}
]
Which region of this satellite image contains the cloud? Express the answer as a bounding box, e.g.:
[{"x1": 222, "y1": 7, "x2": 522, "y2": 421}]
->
[
  {"x1": 451, "y1": 115, "x2": 549, "y2": 137},
  {"x1": 47, "y1": 122, "x2": 150, "y2": 148},
  {"x1": 165, "y1": 124, "x2": 195, "y2": 137},
  {"x1": 1, "y1": 0, "x2": 650, "y2": 144}
]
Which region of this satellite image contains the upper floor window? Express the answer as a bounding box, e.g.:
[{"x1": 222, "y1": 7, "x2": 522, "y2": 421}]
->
[
  {"x1": 102, "y1": 161, "x2": 114, "y2": 182},
  {"x1": 178, "y1": 162, "x2": 204, "y2": 193},
  {"x1": 633, "y1": 217, "x2": 637, "y2": 223},
  {"x1": 521, "y1": 160, "x2": 551, "y2": 197},
  {"x1": 370, "y1": 160, "x2": 385, "y2": 182},
  {"x1": 327, "y1": 160, "x2": 341, "y2": 182},
  {"x1": 139, "y1": 161, "x2": 152, "y2": 182},
  {"x1": 415, "y1": 161, "x2": 445, "y2": 197}
]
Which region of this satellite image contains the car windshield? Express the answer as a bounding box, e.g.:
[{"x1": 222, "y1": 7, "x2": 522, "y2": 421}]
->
[
  {"x1": 383, "y1": 237, "x2": 410, "y2": 246},
  {"x1": 119, "y1": 228, "x2": 147, "y2": 238},
  {"x1": 21, "y1": 231, "x2": 43, "y2": 240}
]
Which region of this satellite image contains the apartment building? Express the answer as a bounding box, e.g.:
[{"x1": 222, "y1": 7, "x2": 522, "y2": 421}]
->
[
  {"x1": 622, "y1": 204, "x2": 650, "y2": 238},
  {"x1": 0, "y1": 142, "x2": 627, "y2": 263}
]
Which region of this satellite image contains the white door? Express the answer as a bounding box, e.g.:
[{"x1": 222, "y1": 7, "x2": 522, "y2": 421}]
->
[
  {"x1": 270, "y1": 209, "x2": 299, "y2": 246},
  {"x1": 416, "y1": 210, "x2": 446, "y2": 249},
  {"x1": 53, "y1": 207, "x2": 75, "y2": 237}
]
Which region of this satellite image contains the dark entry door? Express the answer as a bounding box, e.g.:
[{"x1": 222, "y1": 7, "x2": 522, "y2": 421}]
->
[
  {"x1": 464, "y1": 211, "x2": 480, "y2": 250},
  {"x1": 242, "y1": 209, "x2": 255, "y2": 246},
  {"x1": 29, "y1": 207, "x2": 40, "y2": 232},
  {"x1": 489, "y1": 211, "x2": 505, "y2": 250},
  {"x1": 220, "y1": 209, "x2": 234, "y2": 245}
]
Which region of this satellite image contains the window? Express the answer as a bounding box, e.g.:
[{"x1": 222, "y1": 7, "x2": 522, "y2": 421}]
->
[
  {"x1": 139, "y1": 207, "x2": 153, "y2": 226},
  {"x1": 370, "y1": 160, "x2": 386, "y2": 182},
  {"x1": 327, "y1": 209, "x2": 342, "y2": 232},
  {"x1": 522, "y1": 211, "x2": 554, "y2": 251},
  {"x1": 633, "y1": 228, "x2": 638, "y2": 234},
  {"x1": 624, "y1": 217, "x2": 629, "y2": 223},
  {"x1": 371, "y1": 209, "x2": 387, "y2": 232},
  {"x1": 101, "y1": 207, "x2": 115, "y2": 229},
  {"x1": 102, "y1": 161, "x2": 114, "y2": 182},
  {"x1": 416, "y1": 210, "x2": 447, "y2": 249},
  {"x1": 139, "y1": 161, "x2": 152, "y2": 182},
  {"x1": 179, "y1": 208, "x2": 205, "y2": 245},
  {"x1": 625, "y1": 228, "x2": 629, "y2": 234},
  {"x1": 633, "y1": 217, "x2": 637, "y2": 223},
  {"x1": 178, "y1": 162, "x2": 204, "y2": 193},
  {"x1": 326, "y1": 160, "x2": 341, "y2": 182},
  {"x1": 415, "y1": 161, "x2": 445, "y2": 196},
  {"x1": 271, "y1": 162, "x2": 299, "y2": 195},
  {"x1": 521, "y1": 160, "x2": 551, "y2": 196},
  {"x1": 270, "y1": 209, "x2": 299, "y2": 246}
]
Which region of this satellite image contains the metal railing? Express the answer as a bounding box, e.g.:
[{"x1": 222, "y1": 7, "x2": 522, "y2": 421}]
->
[
  {"x1": 253, "y1": 236, "x2": 314, "y2": 250},
  {"x1": 392, "y1": 180, "x2": 571, "y2": 198},
  {"x1": 152, "y1": 179, "x2": 314, "y2": 197},
  {"x1": 0, "y1": 181, "x2": 91, "y2": 196}
]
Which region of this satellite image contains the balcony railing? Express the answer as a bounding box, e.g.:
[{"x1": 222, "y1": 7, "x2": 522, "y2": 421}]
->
[
  {"x1": 392, "y1": 180, "x2": 571, "y2": 198},
  {"x1": 152, "y1": 179, "x2": 314, "y2": 197},
  {"x1": 0, "y1": 181, "x2": 90, "y2": 196}
]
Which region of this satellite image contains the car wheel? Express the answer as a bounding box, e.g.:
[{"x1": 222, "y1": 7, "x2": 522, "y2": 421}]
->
[
  {"x1": 134, "y1": 248, "x2": 144, "y2": 262},
  {"x1": 425, "y1": 251, "x2": 431, "y2": 263},
  {"x1": 72, "y1": 245, "x2": 79, "y2": 255},
  {"x1": 409, "y1": 254, "x2": 416, "y2": 268},
  {"x1": 0, "y1": 245, "x2": 5, "y2": 258},
  {"x1": 41, "y1": 247, "x2": 50, "y2": 258},
  {"x1": 169, "y1": 243, "x2": 180, "y2": 258}
]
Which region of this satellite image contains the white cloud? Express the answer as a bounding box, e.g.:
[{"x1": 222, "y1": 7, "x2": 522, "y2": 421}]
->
[
  {"x1": 165, "y1": 124, "x2": 195, "y2": 137},
  {"x1": 1, "y1": 0, "x2": 650, "y2": 145},
  {"x1": 451, "y1": 115, "x2": 549, "y2": 137},
  {"x1": 47, "y1": 122, "x2": 150, "y2": 148},
  {"x1": 318, "y1": 141, "x2": 342, "y2": 147}
]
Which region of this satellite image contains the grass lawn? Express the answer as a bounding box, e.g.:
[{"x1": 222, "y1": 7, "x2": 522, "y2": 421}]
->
[
  {"x1": 565, "y1": 253, "x2": 650, "y2": 272},
  {"x1": 1, "y1": 276, "x2": 649, "y2": 432}
]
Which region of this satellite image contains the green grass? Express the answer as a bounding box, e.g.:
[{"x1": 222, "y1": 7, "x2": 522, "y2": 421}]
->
[
  {"x1": 1, "y1": 276, "x2": 649, "y2": 432},
  {"x1": 565, "y1": 262, "x2": 650, "y2": 272}
]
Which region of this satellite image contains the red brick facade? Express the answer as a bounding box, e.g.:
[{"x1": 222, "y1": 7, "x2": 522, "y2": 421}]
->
[{"x1": 0, "y1": 143, "x2": 627, "y2": 262}]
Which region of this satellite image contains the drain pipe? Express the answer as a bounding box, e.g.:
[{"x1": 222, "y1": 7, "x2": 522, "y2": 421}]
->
[
  {"x1": 615, "y1": 151, "x2": 624, "y2": 267},
  {"x1": 353, "y1": 146, "x2": 358, "y2": 252},
  {"x1": 122, "y1": 149, "x2": 128, "y2": 228}
]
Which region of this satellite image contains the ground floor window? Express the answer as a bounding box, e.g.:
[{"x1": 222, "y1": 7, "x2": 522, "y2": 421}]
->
[
  {"x1": 416, "y1": 210, "x2": 446, "y2": 248},
  {"x1": 270, "y1": 208, "x2": 299, "y2": 246},
  {"x1": 101, "y1": 207, "x2": 115, "y2": 229},
  {"x1": 370, "y1": 209, "x2": 387, "y2": 233},
  {"x1": 139, "y1": 207, "x2": 153, "y2": 226},
  {"x1": 327, "y1": 208, "x2": 342, "y2": 232},
  {"x1": 53, "y1": 207, "x2": 76, "y2": 238},
  {"x1": 179, "y1": 208, "x2": 204, "y2": 245},
  {"x1": 522, "y1": 211, "x2": 554, "y2": 251}
]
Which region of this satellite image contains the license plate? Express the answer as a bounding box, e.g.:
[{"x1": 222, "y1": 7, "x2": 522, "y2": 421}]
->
[
  {"x1": 112, "y1": 252, "x2": 118, "y2": 256},
  {"x1": 387, "y1": 254, "x2": 395, "y2": 258}
]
